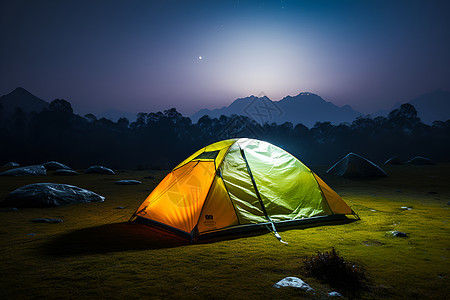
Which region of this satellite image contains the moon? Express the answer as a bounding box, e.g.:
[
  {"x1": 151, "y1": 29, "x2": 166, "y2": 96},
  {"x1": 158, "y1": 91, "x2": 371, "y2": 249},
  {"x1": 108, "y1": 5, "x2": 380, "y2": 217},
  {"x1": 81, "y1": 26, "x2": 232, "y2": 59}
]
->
[{"x1": 198, "y1": 56, "x2": 202, "y2": 60}]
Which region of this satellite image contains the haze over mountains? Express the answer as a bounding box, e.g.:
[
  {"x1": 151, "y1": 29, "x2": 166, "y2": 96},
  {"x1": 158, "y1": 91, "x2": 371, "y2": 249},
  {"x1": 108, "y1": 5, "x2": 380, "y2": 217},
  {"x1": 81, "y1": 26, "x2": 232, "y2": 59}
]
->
[
  {"x1": 191, "y1": 93, "x2": 362, "y2": 127},
  {"x1": 1, "y1": 87, "x2": 449, "y2": 127}
]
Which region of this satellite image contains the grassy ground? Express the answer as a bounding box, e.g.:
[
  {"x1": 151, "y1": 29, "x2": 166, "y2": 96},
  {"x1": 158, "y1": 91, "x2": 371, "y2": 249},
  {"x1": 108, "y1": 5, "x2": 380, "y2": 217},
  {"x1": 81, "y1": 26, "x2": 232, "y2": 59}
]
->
[{"x1": 0, "y1": 164, "x2": 448, "y2": 299}]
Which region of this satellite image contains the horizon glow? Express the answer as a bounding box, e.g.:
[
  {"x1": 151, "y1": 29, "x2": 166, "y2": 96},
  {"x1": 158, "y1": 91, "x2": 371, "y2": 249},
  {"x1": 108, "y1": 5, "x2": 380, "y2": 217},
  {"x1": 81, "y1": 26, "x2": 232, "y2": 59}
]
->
[{"x1": 0, "y1": 0, "x2": 449, "y2": 116}]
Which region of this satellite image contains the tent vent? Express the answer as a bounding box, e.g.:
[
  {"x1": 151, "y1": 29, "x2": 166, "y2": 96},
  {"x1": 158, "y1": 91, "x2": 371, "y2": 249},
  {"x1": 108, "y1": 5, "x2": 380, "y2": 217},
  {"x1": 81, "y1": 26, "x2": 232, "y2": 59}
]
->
[{"x1": 193, "y1": 150, "x2": 219, "y2": 160}]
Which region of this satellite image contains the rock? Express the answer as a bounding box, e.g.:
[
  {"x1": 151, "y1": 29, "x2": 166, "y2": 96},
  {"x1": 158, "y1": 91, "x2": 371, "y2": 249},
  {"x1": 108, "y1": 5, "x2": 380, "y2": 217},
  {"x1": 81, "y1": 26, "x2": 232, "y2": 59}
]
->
[
  {"x1": 85, "y1": 165, "x2": 115, "y2": 175},
  {"x1": 327, "y1": 153, "x2": 387, "y2": 178},
  {"x1": 384, "y1": 156, "x2": 403, "y2": 165},
  {"x1": 407, "y1": 156, "x2": 435, "y2": 165},
  {"x1": 0, "y1": 165, "x2": 46, "y2": 176},
  {"x1": 273, "y1": 277, "x2": 314, "y2": 292},
  {"x1": 400, "y1": 206, "x2": 412, "y2": 210},
  {"x1": 31, "y1": 218, "x2": 63, "y2": 223},
  {"x1": 386, "y1": 230, "x2": 408, "y2": 237},
  {"x1": 328, "y1": 291, "x2": 343, "y2": 297},
  {"x1": 42, "y1": 161, "x2": 71, "y2": 170},
  {"x1": 0, "y1": 183, "x2": 105, "y2": 208},
  {"x1": 53, "y1": 169, "x2": 79, "y2": 176},
  {"x1": 3, "y1": 162, "x2": 19, "y2": 167},
  {"x1": 115, "y1": 180, "x2": 142, "y2": 185}
]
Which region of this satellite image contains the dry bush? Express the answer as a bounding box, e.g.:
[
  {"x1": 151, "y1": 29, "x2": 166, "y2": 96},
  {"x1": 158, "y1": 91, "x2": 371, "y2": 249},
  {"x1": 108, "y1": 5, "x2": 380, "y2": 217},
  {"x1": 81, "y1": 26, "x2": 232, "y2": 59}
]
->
[{"x1": 303, "y1": 247, "x2": 366, "y2": 295}]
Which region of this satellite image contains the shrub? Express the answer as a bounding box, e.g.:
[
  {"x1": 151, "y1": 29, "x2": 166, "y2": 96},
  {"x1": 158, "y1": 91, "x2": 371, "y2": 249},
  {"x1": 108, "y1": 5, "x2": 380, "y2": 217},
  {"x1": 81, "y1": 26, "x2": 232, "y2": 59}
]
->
[{"x1": 303, "y1": 248, "x2": 366, "y2": 295}]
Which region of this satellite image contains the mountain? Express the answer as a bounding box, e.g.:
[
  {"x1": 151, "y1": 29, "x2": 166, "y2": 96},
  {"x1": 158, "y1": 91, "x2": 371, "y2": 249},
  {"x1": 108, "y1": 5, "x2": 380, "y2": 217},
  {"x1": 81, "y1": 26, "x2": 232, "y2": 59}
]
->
[
  {"x1": 408, "y1": 89, "x2": 450, "y2": 124},
  {"x1": 0, "y1": 87, "x2": 49, "y2": 117},
  {"x1": 191, "y1": 92, "x2": 362, "y2": 127},
  {"x1": 373, "y1": 89, "x2": 450, "y2": 124}
]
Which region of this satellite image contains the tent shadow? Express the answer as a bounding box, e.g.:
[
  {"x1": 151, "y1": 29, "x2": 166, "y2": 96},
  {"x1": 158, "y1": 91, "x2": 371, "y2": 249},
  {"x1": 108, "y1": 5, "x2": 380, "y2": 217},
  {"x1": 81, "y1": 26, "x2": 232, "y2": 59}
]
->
[
  {"x1": 42, "y1": 222, "x2": 189, "y2": 255},
  {"x1": 196, "y1": 218, "x2": 357, "y2": 244},
  {"x1": 43, "y1": 218, "x2": 357, "y2": 255}
]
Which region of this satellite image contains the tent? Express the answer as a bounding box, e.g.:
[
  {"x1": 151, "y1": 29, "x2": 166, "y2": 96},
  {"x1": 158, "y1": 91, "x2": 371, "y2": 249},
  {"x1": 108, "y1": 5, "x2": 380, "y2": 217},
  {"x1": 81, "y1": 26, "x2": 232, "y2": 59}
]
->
[
  {"x1": 327, "y1": 153, "x2": 387, "y2": 178},
  {"x1": 130, "y1": 138, "x2": 356, "y2": 241}
]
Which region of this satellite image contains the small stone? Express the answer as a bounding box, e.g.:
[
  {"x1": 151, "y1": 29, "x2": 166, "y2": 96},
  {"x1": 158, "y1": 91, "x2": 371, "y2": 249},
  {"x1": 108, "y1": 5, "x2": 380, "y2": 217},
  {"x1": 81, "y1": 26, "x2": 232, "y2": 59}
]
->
[
  {"x1": 54, "y1": 169, "x2": 79, "y2": 176},
  {"x1": 400, "y1": 206, "x2": 412, "y2": 210},
  {"x1": 115, "y1": 180, "x2": 142, "y2": 185},
  {"x1": 85, "y1": 165, "x2": 115, "y2": 175},
  {"x1": 273, "y1": 277, "x2": 314, "y2": 292},
  {"x1": 328, "y1": 291, "x2": 342, "y2": 297},
  {"x1": 42, "y1": 161, "x2": 71, "y2": 170},
  {"x1": 387, "y1": 230, "x2": 408, "y2": 237},
  {"x1": 32, "y1": 218, "x2": 63, "y2": 223}
]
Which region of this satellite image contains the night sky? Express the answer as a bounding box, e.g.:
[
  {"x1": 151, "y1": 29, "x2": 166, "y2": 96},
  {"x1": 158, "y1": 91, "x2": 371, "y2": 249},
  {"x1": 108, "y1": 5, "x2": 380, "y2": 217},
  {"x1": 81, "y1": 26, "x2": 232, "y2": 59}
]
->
[{"x1": 1, "y1": 0, "x2": 449, "y2": 116}]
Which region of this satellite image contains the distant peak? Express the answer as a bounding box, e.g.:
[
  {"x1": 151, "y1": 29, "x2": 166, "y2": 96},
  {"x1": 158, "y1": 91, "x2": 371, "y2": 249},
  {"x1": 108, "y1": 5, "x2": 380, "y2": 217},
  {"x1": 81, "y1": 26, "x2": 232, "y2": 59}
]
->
[
  {"x1": 297, "y1": 92, "x2": 318, "y2": 97},
  {"x1": 281, "y1": 92, "x2": 321, "y2": 102},
  {"x1": 237, "y1": 94, "x2": 270, "y2": 101},
  {"x1": 10, "y1": 87, "x2": 33, "y2": 96}
]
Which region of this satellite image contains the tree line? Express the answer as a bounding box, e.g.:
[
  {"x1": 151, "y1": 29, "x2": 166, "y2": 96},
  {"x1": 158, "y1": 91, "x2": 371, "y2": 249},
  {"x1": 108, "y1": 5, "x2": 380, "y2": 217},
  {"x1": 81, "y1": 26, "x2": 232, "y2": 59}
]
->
[{"x1": 0, "y1": 99, "x2": 449, "y2": 170}]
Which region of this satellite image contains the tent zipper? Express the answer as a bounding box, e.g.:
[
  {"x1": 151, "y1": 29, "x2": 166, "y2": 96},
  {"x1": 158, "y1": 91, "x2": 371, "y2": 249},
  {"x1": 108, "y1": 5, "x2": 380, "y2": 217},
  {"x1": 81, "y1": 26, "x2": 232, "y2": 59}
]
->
[{"x1": 239, "y1": 147, "x2": 288, "y2": 245}]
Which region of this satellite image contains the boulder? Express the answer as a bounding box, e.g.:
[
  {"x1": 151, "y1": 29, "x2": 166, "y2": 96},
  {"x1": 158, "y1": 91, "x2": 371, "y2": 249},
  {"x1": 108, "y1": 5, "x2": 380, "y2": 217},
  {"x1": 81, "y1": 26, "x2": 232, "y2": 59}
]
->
[
  {"x1": 0, "y1": 165, "x2": 47, "y2": 176},
  {"x1": 0, "y1": 183, "x2": 105, "y2": 208},
  {"x1": 384, "y1": 156, "x2": 403, "y2": 165},
  {"x1": 407, "y1": 156, "x2": 435, "y2": 165},
  {"x1": 115, "y1": 180, "x2": 142, "y2": 185},
  {"x1": 327, "y1": 153, "x2": 387, "y2": 178},
  {"x1": 53, "y1": 169, "x2": 79, "y2": 176},
  {"x1": 42, "y1": 161, "x2": 71, "y2": 170},
  {"x1": 3, "y1": 162, "x2": 20, "y2": 168},
  {"x1": 273, "y1": 277, "x2": 314, "y2": 292},
  {"x1": 85, "y1": 165, "x2": 115, "y2": 175}
]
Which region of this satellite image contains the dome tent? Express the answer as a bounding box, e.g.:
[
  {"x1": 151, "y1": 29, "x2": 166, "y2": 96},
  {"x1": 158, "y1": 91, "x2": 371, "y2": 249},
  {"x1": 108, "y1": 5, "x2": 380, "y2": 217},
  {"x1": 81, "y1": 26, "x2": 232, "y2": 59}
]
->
[
  {"x1": 327, "y1": 152, "x2": 388, "y2": 178},
  {"x1": 130, "y1": 138, "x2": 356, "y2": 242}
]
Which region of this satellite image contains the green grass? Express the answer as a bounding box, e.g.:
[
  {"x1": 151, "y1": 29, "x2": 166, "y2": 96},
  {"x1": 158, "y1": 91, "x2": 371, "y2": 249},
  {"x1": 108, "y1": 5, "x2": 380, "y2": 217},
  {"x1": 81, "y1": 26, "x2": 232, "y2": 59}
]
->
[{"x1": 0, "y1": 164, "x2": 449, "y2": 299}]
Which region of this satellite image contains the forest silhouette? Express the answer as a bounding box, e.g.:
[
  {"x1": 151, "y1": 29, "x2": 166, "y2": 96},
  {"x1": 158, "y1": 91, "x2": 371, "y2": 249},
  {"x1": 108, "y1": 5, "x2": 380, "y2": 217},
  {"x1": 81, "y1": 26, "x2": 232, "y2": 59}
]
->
[{"x1": 1, "y1": 99, "x2": 449, "y2": 169}]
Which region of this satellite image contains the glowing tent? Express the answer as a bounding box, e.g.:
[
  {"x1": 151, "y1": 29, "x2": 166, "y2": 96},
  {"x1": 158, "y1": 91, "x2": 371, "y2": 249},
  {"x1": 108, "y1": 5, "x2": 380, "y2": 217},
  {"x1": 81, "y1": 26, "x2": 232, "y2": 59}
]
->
[{"x1": 130, "y1": 138, "x2": 356, "y2": 241}]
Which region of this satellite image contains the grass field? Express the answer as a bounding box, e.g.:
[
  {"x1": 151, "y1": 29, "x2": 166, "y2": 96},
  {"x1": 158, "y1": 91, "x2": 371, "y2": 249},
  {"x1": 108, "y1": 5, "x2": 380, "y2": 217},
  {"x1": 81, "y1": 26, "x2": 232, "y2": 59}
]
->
[{"x1": 0, "y1": 164, "x2": 449, "y2": 299}]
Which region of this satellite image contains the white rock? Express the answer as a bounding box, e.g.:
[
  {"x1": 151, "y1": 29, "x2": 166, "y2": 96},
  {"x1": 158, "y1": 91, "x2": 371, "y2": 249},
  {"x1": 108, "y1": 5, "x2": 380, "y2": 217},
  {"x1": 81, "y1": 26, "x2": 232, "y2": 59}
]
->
[
  {"x1": 328, "y1": 291, "x2": 342, "y2": 297},
  {"x1": 273, "y1": 277, "x2": 314, "y2": 292}
]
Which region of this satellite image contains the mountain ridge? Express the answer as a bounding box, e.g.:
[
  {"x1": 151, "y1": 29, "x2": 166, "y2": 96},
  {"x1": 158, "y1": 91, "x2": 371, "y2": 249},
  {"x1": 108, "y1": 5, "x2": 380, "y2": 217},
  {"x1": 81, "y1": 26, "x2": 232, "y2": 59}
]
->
[
  {"x1": 1, "y1": 87, "x2": 448, "y2": 125},
  {"x1": 372, "y1": 89, "x2": 450, "y2": 124},
  {"x1": 0, "y1": 87, "x2": 49, "y2": 116},
  {"x1": 191, "y1": 92, "x2": 362, "y2": 127}
]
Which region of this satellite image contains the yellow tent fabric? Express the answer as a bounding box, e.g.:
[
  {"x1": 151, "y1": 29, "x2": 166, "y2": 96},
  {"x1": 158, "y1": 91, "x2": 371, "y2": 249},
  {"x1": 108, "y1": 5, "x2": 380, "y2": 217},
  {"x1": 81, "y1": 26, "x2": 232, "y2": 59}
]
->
[{"x1": 131, "y1": 138, "x2": 355, "y2": 239}]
